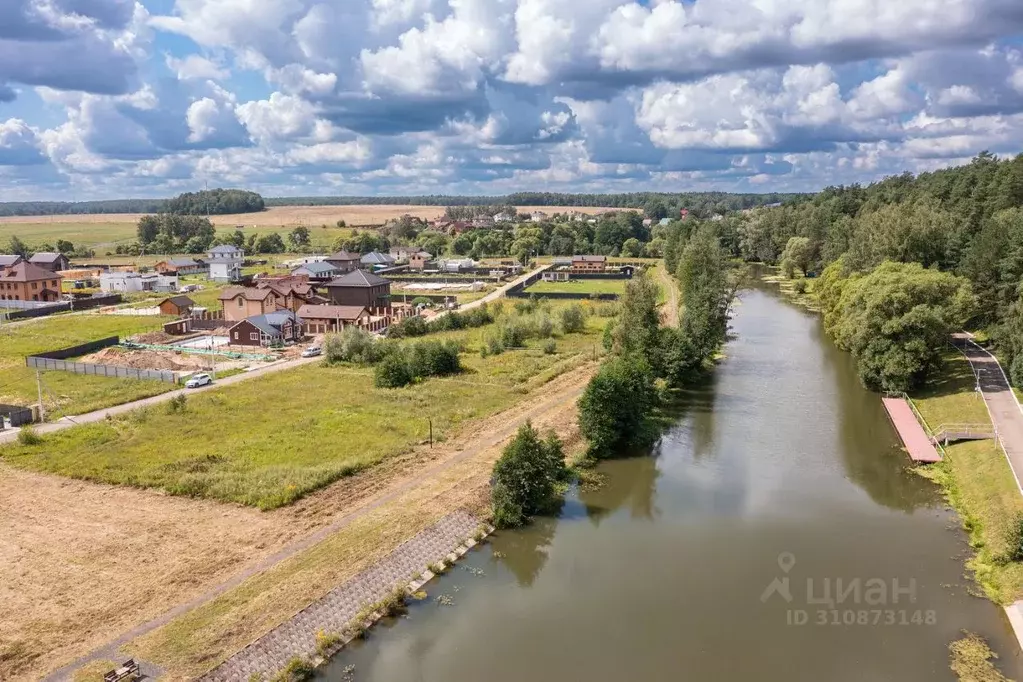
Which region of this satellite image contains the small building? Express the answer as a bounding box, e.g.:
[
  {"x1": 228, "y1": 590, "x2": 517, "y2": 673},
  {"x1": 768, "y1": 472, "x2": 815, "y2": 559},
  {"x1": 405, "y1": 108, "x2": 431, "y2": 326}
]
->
[
  {"x1": 437, "y1": 258, "x2": 476, "y2": 274},
  {"x1": 207, "y1": 245, "x2": 244, "y2": 282},
  {"x1": 0, "y1": 261, "x2": 63, "y2": 302},
  {"x1": 29, "y1": 252, "x2": 71, "y2": 272},
  {"x1": 530, "y1": 211, "x2": 548, "y2": 223},
  {"x1": 297, "y1": 304, "x2": 371, "y2": 335},
  {"x1": 542, "y1": 271, "x2": 570, "y2": 282},
  {"x1": 324, "y1": 250, "x2": 361, "y2": 273},
  {"x1": 99, "y1": 271, "x2": 178, "y2": 293},
  {"x1": 229, "y1": 310, "x2": 302, "y2": 347},
  {"x1": 493, "y1": 212, "x2": 516, "y2": 223},
  {"x1": 571, "y1": 255, "x2": 607, "y2": 273},
  {"x1": 158, "y1": 295, "x2": 195, "y2": 317},
  {"x1": 0, "y1": 254, "x2": 24, "y2": 272},
  {"x1": 389, "y1": 246, "x2": 419, "y2": 263},
  {"x1": 218, "y1": 286, "x2": 286, "y2": 322},
  {"x1": 360, "y1": 251, "x2": 396, "y2": 270},
  {"x1": 408, "y1": 251, "x2": 432, "y2": 271},
  {"x1": 155, "y1": 258, "x2": 207, "y2": 276},
  {"x1": 325, "y1": 269, "x2": 391, "y2": 309},
  {"x1": 291, "y1": 260, "x2": 341, "y2": 282}
]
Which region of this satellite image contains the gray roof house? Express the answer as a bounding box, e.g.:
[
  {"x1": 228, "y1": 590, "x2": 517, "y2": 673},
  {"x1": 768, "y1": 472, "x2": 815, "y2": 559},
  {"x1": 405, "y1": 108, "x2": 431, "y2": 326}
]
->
[
  {"x1": 360, "y1": 251, "x2": 395, "y2": 267},
  {"x1": 229, "y1": 310, "x2": 303, "y2": 347},
  {"x1": 29, "y1": 252, "x2": 70, "y2": 271},
  {"x1": 0, "y1": 254, "x2": 24, "y2": 270},
  {"x1": 291, "y1": 260, "x2": 341, "y2": 280}
]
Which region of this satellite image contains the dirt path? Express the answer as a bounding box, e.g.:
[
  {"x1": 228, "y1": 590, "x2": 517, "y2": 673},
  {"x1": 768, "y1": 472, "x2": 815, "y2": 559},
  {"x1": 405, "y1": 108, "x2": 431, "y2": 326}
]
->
[
  {"x1": 657, "y1": 264, "x2": 679, "y2": 327},
  {"x1": 41, "y1": 361, "x2": 596, "y2": 681}
]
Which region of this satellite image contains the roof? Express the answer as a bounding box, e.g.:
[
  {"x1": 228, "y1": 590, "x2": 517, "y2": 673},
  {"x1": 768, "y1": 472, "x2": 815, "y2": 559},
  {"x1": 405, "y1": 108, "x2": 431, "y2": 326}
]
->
[
  {"x1": 0, "y1": 255, "x2": 23, "y2": 267},
  {"x1": 573, "y1": 255, "x2": 607, "y2": 262},
  {"x1": 29, "y1": 252, "x2": 64, "y2": 264},
  {"x1": 293, "y1": 261, "x2": 339, "y2": 275},
  {"x1": 0, "y1": 261, "x2": 60, "y2": 282},
  {"x1": 327, "y1": 269, "x2": 390, "y2": 288},
  {"x1": 167, "y1": 258, "x2": 201, "y2": 267},
  {"x1": 218, "y1": 286, "x2": 275, "y2": 302},
  {"x1": 236, "y1": 310, "x2": 299, "y2": 336},
  {"x1": 326, "y1": 250, "x2": 361, "y2": 261},
  {"x1": 209, "y1": 244, "x2": 242, "y2": 254},
  {"x1": 160, "y1": 295, "x2": 195, "y2": 309},
  {"x1": 297, "y1": 304, "x2": 367, "y2": 321},
  {"x1": 360, "y1": 251, "x2": 395, "y2": 265},
  {"x1": 412, "y1": 251, "x2": 432, "y2": 258}
]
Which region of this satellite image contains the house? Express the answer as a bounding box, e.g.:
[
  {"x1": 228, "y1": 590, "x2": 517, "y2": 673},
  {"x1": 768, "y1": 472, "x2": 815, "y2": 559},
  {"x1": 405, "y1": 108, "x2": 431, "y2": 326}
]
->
[
  {"x1": 530, "y1": 211, "x2": 548, "y2": 223},
  {"x1": 100, "y1": 272, "x2": 178, "y2": 293},
  {"x1": 571, "y1": 255, "x2": 607, "y2": 273},
  {"x1": 493, "y1": 212, "x2": 516, "y2": 223},
  {"x1": 325, "y1": 269, "x2": 391, "y2": 309},
  {"x1": 297, "y1": 304, "x2": 371, "y2": 335},
  {"x1": 409, "y1": 251, "x2": 432, "y2": 271},
  {"x1": 291, "y1": 260, "x2": 341, "y2": 282},
  {"x1": 0, "y1": 261, "x2": 63, "y2": 302},
  {"x1": 218, "y1": 286, "x2": 287, "y2": 322},
  {"x1": 542, "y1": 271, "x2": 570, "y2": 282},
  {"x1": 360, "y1": 251, "x2": 395, "y2": 270},
  {"x1": 642, "y1": 218, "x2": 653, "y2": 227},
  {"x1": 389, "y1": 246, "x2": 419, "y2": 263},
  {"x1": 229, "y1": 310, "x2": 302, "y2": 347},
  {"x1": 158, "y1": 295, "x2": 195, "y2": 317},
  {"x1": 448, "y1": 221, "x2": 471, "y2": 234},
  {"x1": 472, "y1": 216, "x2": 494, "y2": 228},
  {"x1": 256, "y1": 278, "x2": 321, "y2": 311},
  {"x1": 0, "y1": 254, "x2": 23, "y2": 272},
  {"x1": 207, "y1": 245, "x2": 244, "y2": 282},
  {"x1": 155, "y1": 258, "x2": 207, "y2": 276},
  {"x1": 437, "y1": 258, "x2": 476, "y2": 273},
  {"x1": 324, "y1": 250, "x2": 362, "y2": 273},
  {"x1": 29, "y1": 252, "x2": 71, "y2": 272}
]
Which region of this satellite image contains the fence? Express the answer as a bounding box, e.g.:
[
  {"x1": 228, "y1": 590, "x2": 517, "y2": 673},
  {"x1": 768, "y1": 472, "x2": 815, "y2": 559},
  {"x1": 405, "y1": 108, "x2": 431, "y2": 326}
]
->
[
  {"x1": 506, "y1": 290, "x2": 620, "y2": 301},
  {"x1": 2, "y1": 302, "x2": 71, "y2": 320},
  {"x1": 0, "y1": 403, "x2": 34, "y2": 427},
  {"x1": 25, "y1": 357, "x2": 177, "y2": 383}
]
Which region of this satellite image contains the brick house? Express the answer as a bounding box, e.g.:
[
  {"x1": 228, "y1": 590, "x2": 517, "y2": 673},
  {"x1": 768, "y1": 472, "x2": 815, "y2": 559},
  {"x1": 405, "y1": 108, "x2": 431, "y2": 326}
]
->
[
  {"x1": 324, "y1": 250, "x2": 361, "y2": 273},
  {"x1": 218, "y1": 286, "x2": 285, "y2": 322},
  {"x1": 0, "y1": 261, "x2": 64, "y2": 301},
  {"x1": 571, "y1": 255, "x2": 607, "y2": 273},
  {"x1": 228, "y1": 311, "x2": 303, "y2": 347},
  {"x1": 325, "y1": 270, "x2": 391, "y2": 309},
  {"x1": 256, "y1": 279, "x2": 322, "y2": 312},
  {"x1": 408, "y1": 251, "x2": 432, "y2": 271},
  {"x1": 297, "y1": 304, "x2": 371, "y2": 334},
  {"x1": 158, "y1": 295, "x2": 195, "y2": 317}
]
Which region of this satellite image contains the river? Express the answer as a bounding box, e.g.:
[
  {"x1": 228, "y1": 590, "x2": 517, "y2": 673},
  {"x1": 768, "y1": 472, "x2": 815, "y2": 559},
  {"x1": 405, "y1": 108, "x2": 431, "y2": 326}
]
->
[{"x1": 320, "y1": 284, "x2": 1023, "y2": 681}]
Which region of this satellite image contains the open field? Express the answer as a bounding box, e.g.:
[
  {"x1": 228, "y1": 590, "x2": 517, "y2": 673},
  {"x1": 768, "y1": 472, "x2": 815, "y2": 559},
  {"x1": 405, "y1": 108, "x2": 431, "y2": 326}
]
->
[
  {"x1": 0, "y1": 314, "x2": 175, "y2": 417},
  {"x1": 525, "y1": 278, "x2": 628, "y2": 296},
  {"x1": 2, "y1": 303, "x2": 608, "y2": 508},
  {"x1": 911, "y1": 352, "x2": 1023, "y2": 605}
]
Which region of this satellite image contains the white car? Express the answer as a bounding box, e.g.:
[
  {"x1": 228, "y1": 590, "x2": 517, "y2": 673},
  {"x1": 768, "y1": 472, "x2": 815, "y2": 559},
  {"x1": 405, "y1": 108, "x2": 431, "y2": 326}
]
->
[
  {"x1": 302, "y1": 346, "x2": 322, "y2": 358},
  {"x1": 185, "y1": 373, "x2": 213, "y2": 389}
]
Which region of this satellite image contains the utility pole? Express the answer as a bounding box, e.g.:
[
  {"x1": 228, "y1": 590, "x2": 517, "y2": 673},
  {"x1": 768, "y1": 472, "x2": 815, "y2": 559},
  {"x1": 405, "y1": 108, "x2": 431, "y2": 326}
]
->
[
  {"x1": 429, "y1": 418, "x2": 433, "y2": 448},
  {"x1": 36, "y1": 370, "x2": 45, "y2": 422}
]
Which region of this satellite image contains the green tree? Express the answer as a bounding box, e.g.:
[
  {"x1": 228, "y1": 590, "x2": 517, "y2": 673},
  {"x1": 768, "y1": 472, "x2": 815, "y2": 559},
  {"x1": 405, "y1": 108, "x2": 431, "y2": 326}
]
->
[
  {"x1": 607, "y1": 273, "x2": 661, "y2": 362},
  {"x1": 621, "y1": 237, "x2": 642, "y2": 258},
  {"x1": 490, "y1": 422, "x2": 567, "y2": 528},
  {"x1": 578, "y1": 356, "x2": 658, "y2": 458},
  {"x1": 289, "y1": 226, "x2": 311, "y2": 249},
  {"x1": 779, "y1": 236, "x2": 813, "y2": 277},
  {"x1": 255, "y1": 233, "x2": 286, "y2": 254},
  {"x1": 644, "y1": 199, "x2": 668, "y2": 221},
  {"x1": 677, "y1": 226, "x2": 732, "y2": 361},
  {"x1": 6, "y1": 235, "x2": 29, "y2": 257}
]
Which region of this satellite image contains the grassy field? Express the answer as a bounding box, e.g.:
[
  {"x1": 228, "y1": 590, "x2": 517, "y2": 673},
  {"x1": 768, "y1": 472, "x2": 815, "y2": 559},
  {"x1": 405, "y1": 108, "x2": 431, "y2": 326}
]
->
[
  {"x1": 911, "y1": 351, "x2": 1023, "y2": 605},
  {"x1": 0, "y1": 314, "x2": 174, "y2": 417},
  {"x1": 525, "y1": 278, "x2": 627, "y2": 296},
  {"x1": 1, "y1": 304, "x2": 608, "y2": 508}
]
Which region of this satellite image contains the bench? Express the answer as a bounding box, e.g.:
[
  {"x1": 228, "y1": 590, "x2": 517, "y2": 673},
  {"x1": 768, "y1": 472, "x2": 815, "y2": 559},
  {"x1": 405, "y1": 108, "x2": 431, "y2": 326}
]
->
[{"x1": 103, "y1": 659, "x2": 140, "y2": 682}]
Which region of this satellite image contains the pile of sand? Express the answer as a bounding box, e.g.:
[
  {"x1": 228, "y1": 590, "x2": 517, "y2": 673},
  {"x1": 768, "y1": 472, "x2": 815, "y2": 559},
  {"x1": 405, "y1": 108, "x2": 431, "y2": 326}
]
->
[
  {"x1": 81, "y1": 347, "x2": 212, "y2": 372},
  {"x1": 131, "y1": 331, "x2": 176, "y2": 345}
]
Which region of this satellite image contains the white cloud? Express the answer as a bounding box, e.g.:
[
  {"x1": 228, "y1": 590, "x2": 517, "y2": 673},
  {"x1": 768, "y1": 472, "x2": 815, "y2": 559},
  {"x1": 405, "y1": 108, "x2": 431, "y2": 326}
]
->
[{"x1": 166, "y1": 54, "x2": 229, "y2": 80}]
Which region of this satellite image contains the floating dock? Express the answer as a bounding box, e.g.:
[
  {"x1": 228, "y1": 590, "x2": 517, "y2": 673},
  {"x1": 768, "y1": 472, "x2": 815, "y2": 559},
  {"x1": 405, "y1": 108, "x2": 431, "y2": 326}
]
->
[{"x1": 881, "y1": 396, "x2": 942, "y2": 463}]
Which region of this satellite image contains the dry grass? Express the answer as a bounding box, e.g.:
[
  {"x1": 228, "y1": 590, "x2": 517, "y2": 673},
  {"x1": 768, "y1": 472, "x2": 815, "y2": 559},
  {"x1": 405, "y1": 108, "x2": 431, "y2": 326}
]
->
[{"x1": 949, "y1": 632, "x2": 1012, "y2": 682}]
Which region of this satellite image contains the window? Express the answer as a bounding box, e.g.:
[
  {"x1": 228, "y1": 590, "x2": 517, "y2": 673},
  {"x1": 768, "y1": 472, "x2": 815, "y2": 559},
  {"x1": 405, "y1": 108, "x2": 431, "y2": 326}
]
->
[
  {"x1": 250, "y1": 332, "x2": 258, "y2": 341},
  {"x1": 233, "y1": 331, "x2": 239, "y2": 340},
  {"x1": 238, "y1": 298, "x2": 243, "y2": 307},
  {"x1": 31, "y1": 282, "x2": 37, "y2": 289}
]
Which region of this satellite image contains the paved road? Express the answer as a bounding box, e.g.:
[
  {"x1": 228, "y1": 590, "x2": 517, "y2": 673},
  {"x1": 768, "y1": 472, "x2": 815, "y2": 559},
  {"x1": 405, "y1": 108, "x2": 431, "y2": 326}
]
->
[
  {"x1": 0, "y1": 355, "x2": 323, "y2": 445},
  {"x1": 952, "y1": 333, "x2": 1023, "y2": 494}
]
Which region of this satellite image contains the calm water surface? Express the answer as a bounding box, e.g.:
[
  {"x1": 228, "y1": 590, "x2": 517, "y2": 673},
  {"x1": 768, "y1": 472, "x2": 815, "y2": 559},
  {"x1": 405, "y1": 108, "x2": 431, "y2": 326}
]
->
[{"x1": 321, "y1": 285, "x2": 1023, "y2": 682}]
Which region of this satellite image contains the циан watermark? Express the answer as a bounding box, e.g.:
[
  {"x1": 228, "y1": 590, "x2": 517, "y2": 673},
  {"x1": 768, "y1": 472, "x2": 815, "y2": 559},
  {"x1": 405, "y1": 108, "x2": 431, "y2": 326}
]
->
[{"x1": 761, "y1": 552, "x2": 936, "y2": 627}]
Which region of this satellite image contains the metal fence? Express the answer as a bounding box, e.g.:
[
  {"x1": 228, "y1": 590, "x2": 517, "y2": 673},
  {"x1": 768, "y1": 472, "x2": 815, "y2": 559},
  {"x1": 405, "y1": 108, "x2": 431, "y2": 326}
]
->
[{"x1": 25, "y1": 356, "x2": 177, "y2": 383}]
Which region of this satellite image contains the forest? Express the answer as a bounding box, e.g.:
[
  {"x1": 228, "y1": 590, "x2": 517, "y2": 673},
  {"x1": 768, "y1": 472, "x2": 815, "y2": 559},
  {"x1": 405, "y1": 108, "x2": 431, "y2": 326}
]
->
[{"x1": 0, "y1": 189, "x2": 264, "y2": 217}]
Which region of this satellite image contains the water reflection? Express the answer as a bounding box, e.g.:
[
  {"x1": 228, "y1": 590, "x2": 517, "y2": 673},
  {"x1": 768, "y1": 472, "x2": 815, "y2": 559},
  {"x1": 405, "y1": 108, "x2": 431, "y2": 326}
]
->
[{"x1": 488, "y1": 514, "x2": 559, "y2": 588}]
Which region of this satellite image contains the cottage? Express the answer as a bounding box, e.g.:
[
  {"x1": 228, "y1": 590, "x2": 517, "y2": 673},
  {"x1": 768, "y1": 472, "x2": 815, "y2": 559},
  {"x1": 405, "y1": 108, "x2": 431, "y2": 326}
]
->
[
  {"x1": 297, "y1": 304, "x2": 371, "y2": 334},
  {"x1": 0, "y1": 261, "x2": 63, "y2": 302},
  {"x1": 229, "y1": 310, "x2": 302, "y2": 347},
  {"x1": 257, "y1": 278, "x2": 321, "y2": 311},
  {"x1": 158, "y1": 295, "x2": 195, "y2": 317},
  {"x1": 408, "y1": 251, "x2": 432, "y2": 271},
  {"x1": 542, "y1": 271, "x2": 570, "y2": 282},
  {"x1": 155, "y1": 258, "x2": 207, "y2": 276},
  {"x1": 571, "y1": 255, "x2": 607, "y2": 273},
  {"x1": 360, "y1": 251, "x2": 395, "y2": 270},
  {"x1": 325, "y1": 269, "x2": 391, "y2": 309},
  {"x1": 389, "y1": 246, "x2": 419, "y2": 263},
  {"x1": 100, "y1": 272, "x2": 178, "y2": 293},
  {"x1": 290, "y1": 260, "x2": 340, "y2": 282},
  {"x1": 0, "y1": 254, "x2": 24, "y2": 272},
  {"x1": 207, "y1": 245, "x2": 244, "y2": 282},
  {"x1": 530, "y1": 211, "x2": 548, "y2": 223},
  {"x1": 323, "y1": 250, "x2": 361, "y2": 273},
  {"x1": 29, "y1": 252, "x2": 71, "y2": 272},
  {"x1": 493, "y1": 212, "x2": 516, "y2": 223},
  {"x1": 218, "y1": 286, "x2": 285, "y2": 322}
]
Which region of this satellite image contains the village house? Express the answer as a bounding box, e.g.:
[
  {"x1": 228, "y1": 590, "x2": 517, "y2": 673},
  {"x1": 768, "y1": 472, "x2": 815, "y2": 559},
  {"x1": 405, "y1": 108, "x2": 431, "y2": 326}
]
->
[
  {"x1": 408, "y1": 251, "x2": 432, "y2": 271},
  {"x1": 158, "y1": 295, "x2": 195, "y2": 317},
  {"x1": 297, "y1": 304, "x2": 371, "y2": 334},
  {"x1": 100, "y1": 271, "x2": 178, "y2": 293},
  {"x1": 29, "y1": 252, "x2": 71, "y2": 272},
  {"x1": 207, "y1": 245, "x2": 244, "y2": 282},
  {"x1": 389, "y1": 246, "x2": 419, "y2": 263},
  {"x1": 0, "y1": 261, "x2": 63, "y2": 301},
  {"x1": 493, "y1": 211, "x2": 516, "y2": 223},
  {"x1": 290, "y1": 260, "x2": 340, "y2": 282},
  {"x1": 571, "y1": 255, "x2": 607, "y2": 273},
  {"x1": 360, "y1": 251, "x2": 396, "y2": 270},
  {"x1": 530, "y1": 211, "x2": 548, "y2": 223},
  {"x1": 325, "y1": 269, "x2": 391, "y2": 309},
  {"x1": 324, "y1": 250, "x2": 361, "y2": 273},
  {"x1": 155, "y1": 258, "x2": 207, "y2": 276},
  {"x1": 229, "y1": 310, "x2": 302, "y2": 347},
  {"x1": 256, "y1": 278, "x2": 322, "y2": 311},
  {"x1": 218, "y1": 286, "x2": 285, "y2": 322},
  {"x1": 0, "y1": 255, "x2": 24, "y2": 272}
]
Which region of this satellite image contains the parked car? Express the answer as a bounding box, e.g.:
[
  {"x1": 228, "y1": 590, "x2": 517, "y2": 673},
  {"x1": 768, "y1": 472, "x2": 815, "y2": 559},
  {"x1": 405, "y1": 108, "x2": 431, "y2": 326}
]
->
[
  {"x1": 302, "y1": 346, "x2": 322, "y2": 358},
  {"x1": 185, "y1": 373, "x2": 213, "y2": 388}
]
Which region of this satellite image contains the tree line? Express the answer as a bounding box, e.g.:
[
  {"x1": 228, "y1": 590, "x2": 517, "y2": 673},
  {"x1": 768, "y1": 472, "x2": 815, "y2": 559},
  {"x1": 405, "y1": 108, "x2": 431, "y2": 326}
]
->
[{"x1": 0, "y1": 189, "x2": 264, "y2": 218}]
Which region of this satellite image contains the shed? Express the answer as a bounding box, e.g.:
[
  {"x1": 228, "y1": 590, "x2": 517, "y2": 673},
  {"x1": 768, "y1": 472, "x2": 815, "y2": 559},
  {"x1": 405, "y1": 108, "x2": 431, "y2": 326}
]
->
[{"x1": 158, "y1": 295, "x2": 195, "y2": 317}]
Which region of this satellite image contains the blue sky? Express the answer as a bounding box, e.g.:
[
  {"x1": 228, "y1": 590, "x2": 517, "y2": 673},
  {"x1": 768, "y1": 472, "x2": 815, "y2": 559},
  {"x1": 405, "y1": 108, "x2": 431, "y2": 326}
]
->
[{"x1": 1, "y1": 0, "x2": 1023, "y2": 200}]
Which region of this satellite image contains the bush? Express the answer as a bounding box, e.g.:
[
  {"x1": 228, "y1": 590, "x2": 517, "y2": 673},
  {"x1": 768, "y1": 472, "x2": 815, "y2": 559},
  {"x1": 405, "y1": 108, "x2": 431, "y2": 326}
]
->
[
  {"x1": 324, "y1": 326, "x2": 388, "y2": 364},
  {"x1": 560, "y1": 304, "x2": 586, "y2": 333},
  {"x1": 792, "y1": 279, "x2": 808, "y2": 294},
  {"x1": 17, "y1": 426, "x2": 42, "y2": 446},
  {"x1": 1006, "y1": 513, "x2": 1023, "y2": 562},
  {"x1": 543, "y1": 339, "x2": 557, "y2": 355},
  {"x1": 578, "y1": 355, "x2": 659, "y2": 458},
  {"x1": 166, "y1": 393, "x2": 187, "y2": 414},
  {"x1": 408, "y1": 341, "x2": 461, "y2": 378},
  {"x1": 490, "y1": 422, "x2": 566, "y2": 528},
  {"x1": 535, "y1": 315, "x2": 555, "y2": 339},
  {"x1": 388, "y1": 316, "x2": 428, "y2": 339},
  {"x1": 501, "y1": 323, "x2": 526, "y2": 348},
  {"x1": 485, "y1": 333, "x2": 505, "y2": 356},
  {"x1": 270, "y1": 657, "x2": 315, "y2": 682},
  {"x1": 375, "y1": 352, "x2": 414, "y2": 388}
]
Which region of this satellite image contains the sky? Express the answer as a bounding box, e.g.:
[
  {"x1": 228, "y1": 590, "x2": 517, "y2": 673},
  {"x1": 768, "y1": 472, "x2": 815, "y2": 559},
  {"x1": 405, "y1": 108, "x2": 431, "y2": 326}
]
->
[{"x1": 2, "y1": 0, "x2": 1023, "y2": 200}]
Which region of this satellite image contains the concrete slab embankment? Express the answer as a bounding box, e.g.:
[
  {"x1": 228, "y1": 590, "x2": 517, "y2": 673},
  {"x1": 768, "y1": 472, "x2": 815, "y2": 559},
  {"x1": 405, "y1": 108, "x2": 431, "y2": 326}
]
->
[{"x1": 200, "y1": 511, "x2": 485, "y2": 682}]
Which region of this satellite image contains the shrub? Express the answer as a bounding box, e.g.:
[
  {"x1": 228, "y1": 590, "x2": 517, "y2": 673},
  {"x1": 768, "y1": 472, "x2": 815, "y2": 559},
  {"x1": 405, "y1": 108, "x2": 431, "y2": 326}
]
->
[
  {"x1": 412, "y1": 296, "x2": 432, "y2": 307},
  {"x1": 17, "y1": 426, "x2": 42, "y2": 446},
  {"x1": 388, "y1": 316, "x2": 428, "y2": 339},
  {"x1": 166, "y1": 393, "x2": 187, "y2": 414},
  {"x1": 578, "y1": 355, "x2": 659, "y2": 458},
  {"x1": 543, "y1": 339, "x2": 557, "y2": 355},
  {"x1": 408, "y1": 341, "x2": 461, "y2": 378},
  {"x1": 490, "y1": 422, "x2": 567, "y2": 528},
  {"x1": 270, "y1": 657, "x2": 315, "y2": 682},
  {"x1": 560, "y1": 304, "x2": 586, "y2": 333},
  {"x1": 324, "y1": 326, "x2": 387, "y2": 364},
  {"x1": 501, "y1": 323, "x2": 526, "y2": 348},
  {"x1": 1006, "y1": 513, "x2": 1023, "y2": 562},
  {"x1": 792, "y1": 279, "x2": 808, "y2": 294},
  {"x1": 375, "y1": 352, "x2": 414, "y2": 388},
  {"x1": 485, "y1": 333, "x2": 505, "y2": 356},
  {"x1": 536, "y1": 315, "x2": 555, "y2": 339},
  {"x1": 315, "y1": 630, "x2": 342, "y2": 656}
]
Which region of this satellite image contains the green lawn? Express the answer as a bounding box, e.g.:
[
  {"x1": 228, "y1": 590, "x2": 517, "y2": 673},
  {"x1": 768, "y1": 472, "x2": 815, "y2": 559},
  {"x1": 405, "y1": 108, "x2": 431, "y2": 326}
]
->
[
  {"x1": 525, "y1": 278, "x2": 627, "y2": 296},
  {"x1": 1, "y1": 305, "x2": 608, "y2": 509},
  {"x1": 0, "y1": 314, "x2": 174, "y2": 417}
]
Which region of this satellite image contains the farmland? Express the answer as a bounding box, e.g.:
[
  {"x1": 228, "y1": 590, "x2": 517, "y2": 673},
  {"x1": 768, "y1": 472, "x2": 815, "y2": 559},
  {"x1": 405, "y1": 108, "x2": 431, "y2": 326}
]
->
[
  {"x1": 2, "y1": 303, "x2": 608, "y2": 508},
  {"x1": 0, "y1": 314, "x2": 174, "y2": 417},
  {"x1": 525, "y1": 278, "x2": 629, "y2": 296}
]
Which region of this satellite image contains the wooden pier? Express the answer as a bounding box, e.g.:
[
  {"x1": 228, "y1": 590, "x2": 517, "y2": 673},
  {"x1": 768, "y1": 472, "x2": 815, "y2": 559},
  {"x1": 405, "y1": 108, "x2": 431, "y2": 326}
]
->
[{"x1": 881, "y1": 396, "x2": 942, "y2": 463}]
